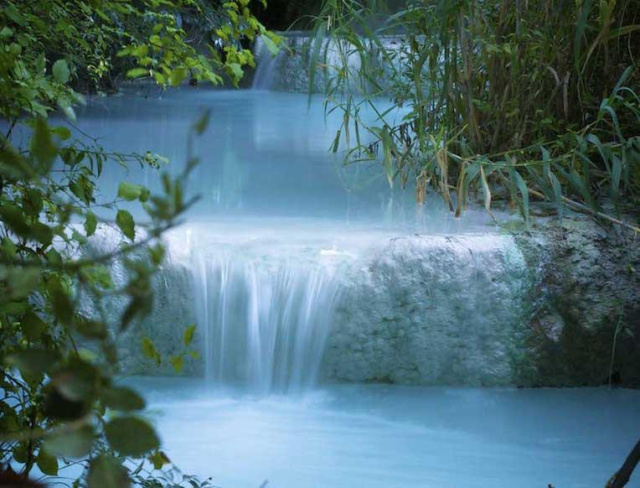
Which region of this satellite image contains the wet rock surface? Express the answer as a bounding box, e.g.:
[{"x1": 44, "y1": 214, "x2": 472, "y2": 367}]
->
[
  {"x1": 81, "y1": 226, "x2": 202, "y2": 377},
  {"x1": 516, "y1": 217, "x2": 640, "y2": 387},
  {"x1": 322, "y1": 217, "x2": 640, "y2": 387},
  {"x1": 323, "y1": 234, "x2": 530, "y2": 386}
]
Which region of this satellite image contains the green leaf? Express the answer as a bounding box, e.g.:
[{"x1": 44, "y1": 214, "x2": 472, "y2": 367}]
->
[
  {"x1": 193, "y1": 110, "x2": 211, "y2": 135},
  {"x1": 105, "y1": 417, "x2": 160, "y2": 457},
  {"x1": 153, "y1": 71, "x2": 166, "y2": 85},
  {"x1": 51, "y1": 126, "x2": 72, "y2": 141},
  {"x1": 0, "y1": 26, "x2": 13, "y2": 39},
  {"x1": 51, "y1": 285, "x2": 74, "y2": 324},
  {"x1": 22, "y1": 187, "x2": 43, "y2": 216},
  {"x1": 170, "y1": 355, "x2": 183, "y2": 374},
  {"x1": 141, "y1": 337, "x2": 161, "y2": 366},
  {"x1": 126, "y1": 68, "x2": 148, "y2": 78},
  {"x1": 118, "y1": 182, "x2": 142, "y2": 201},
  {"x1": 52, "y1": 59, "x2": 70, "y2": 84},
  {"x1": 183, "y1": 324, "x2": 196, "y2": 346},
  {"x1": 32, "y1": 222, "x2": 53, "y2": 246},
  {"x1": 121, "y1": 295, "x2": 150, "y2": 331},
  {"x1": 47, "y1": 249, "x2": 62, "y2": 266},
  {"x1": 226, "y1": 62, "x2": 243, "y2": 81},
  {"x1": 72, "y1": 229, "x2": 87, "y2": 246},
  {"x1": 149, "y1": 244, "x2": 165, "y2": 265},
  {"x1": 21, "y1": 312, "x2": 47, "y2": 341},
  {"x1": 169, "y1": 67, "x2": 187, "y2": 87},
  {"x1": 52, "y1": 361, "x2": 99, "y2": 402},
  {"x1": 69, "y1": 174, "x2": 94, "y2": 205},
  {"x1": 102, "y1": 387, "x2": 146, "y2": 412},
  {"x1": 479, "y1": 165, "x2": 492, "y2": 215},
  {"x1": 116, "y1": 210, "x2": 135, "y2": 241},
  {"x1": 36, "y1": 449, "x2": 59, "y2": 476},
  {"x1": 2, "y1": 237, "x2": 16, "y2": 258},
  {"x1": 31, "y1": 118, "x2": 57, "y2": 167},
  {"x1": 13, "y1": 443, "x2": 28, "y2": 463},
  {"x1": 547, "y1": 169, "x2": 563, "y2": 217},
  {"x1": 0, "y1": 204, "x2": 30, "y2": 237},
  {"x1": 512, "y1": 169, "x2": 530, "y2": 228},
  {"x1": 7, "y1": 267, "x2": 41, "y2": 299},
  {"x1": 7, "y1": 349, "x2": 59, "y2": 377},
  {"x1": 85, "y1": 212, "x2": 98, "y2": 237},
  {"x1": 58, "y1": 99, "x2": 77, "y2": 122},
  {"x1": 74, "y1": 317, "x2": 108, "y2": 340},
  {"x1": 81, "y1": 265, "x2": 112, "y2": 289},
  {"x1": 43, "y1": 425, "x2": 94, "y2": 459},
  {"x1": 88, "y1": 455, "x2": 130, "y2": 488},
  {"x1": 149, "y1": 450, "x2": 170, "y2": 470},
  {"x1": 262, "y1": 34, "x2": 280, "y2": 56},
  {"x1": 139, "y1": 186, "x2": 150, "y2": 203}
]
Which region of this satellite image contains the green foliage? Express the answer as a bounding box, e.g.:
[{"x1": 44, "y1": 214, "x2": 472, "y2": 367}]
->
[
  {"x1": 0, "y1": 0, "x2": 270, "y2": 95},
  {"x1": 101, "y1": 387, "x2": 146, "y2": 413},
  {"x1": 88, "y1": 454, "x2": 130, "y2": 488},
  {"x1": 0, "y1": 0, "x2": 272, "y2": 485},
  {"x1": 311, "y1": 0, "x2": 640, "y2": 230},
  {"x1": 140, "y1": 324, "x2": 200, "y2": 374},
  {"x1": 43, "y1": 426, "x2": 95, "y2": 459},
  {"x1": 105, "y1": 417, "x2": 160, "y2": 457}
]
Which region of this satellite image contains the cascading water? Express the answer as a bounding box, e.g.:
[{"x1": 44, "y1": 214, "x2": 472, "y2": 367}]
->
[
  {"x1": 251, "y1": 33, "x2": 405, "y2": 93},
  {"x1": 186, "y1": 226, "x2": 345, "y2": 393},
  {"x1": 252, "y1": 36, "x2": 285, "y2": 90}
]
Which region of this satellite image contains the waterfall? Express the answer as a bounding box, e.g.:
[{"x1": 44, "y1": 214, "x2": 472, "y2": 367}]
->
[
  {"x1": 251, "y1": 33, "x2": 406, "y2": 93},
  {"x1": 158, "y1": 222, "x2": 529, "y2": 390},
  {"x1": 252, "y1": 36, "x2": 284, "y2": 90},
  {"x1": 191, "y1": 244, "x2": 342, "y2": 393}
]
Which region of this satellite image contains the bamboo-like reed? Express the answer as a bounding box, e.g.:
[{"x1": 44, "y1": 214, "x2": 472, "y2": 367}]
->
[{"x1": 309, "y1": 0, "x2": 640, "y2": 231}]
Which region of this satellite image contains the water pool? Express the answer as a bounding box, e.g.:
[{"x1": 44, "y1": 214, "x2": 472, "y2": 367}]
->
[{"x1": 133, "y1": 378, "x2": 640, "y2": 488}]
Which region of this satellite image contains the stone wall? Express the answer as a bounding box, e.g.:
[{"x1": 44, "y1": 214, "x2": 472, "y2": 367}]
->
[{"x1": 81, "y1": 226, "x2": 203, "y2": 377}]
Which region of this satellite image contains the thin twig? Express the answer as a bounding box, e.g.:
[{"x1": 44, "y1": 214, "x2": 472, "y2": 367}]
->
[{"x1": 527, "y1": 187, "x2": 640, "y2": 234}]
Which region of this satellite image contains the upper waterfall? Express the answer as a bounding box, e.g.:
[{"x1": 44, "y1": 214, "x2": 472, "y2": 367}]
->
[
  {"x1": 252, "y1": 36, "x2": 285, "y2": 90},
  {"x1": 251, "y1": 33, "x2": 406, "y2": 93}
]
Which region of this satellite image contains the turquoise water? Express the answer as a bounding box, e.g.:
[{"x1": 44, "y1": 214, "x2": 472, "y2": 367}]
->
[
  {"x1": 77, "y1": 87, "x2": 404, "y2": 222},
  {"x1": 134, "y1": 378, "x2": 640, "y2": 488}
]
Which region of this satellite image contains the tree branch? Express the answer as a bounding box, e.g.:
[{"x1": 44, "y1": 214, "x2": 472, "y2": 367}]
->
[{"x1": 607, "y1": 439, "x2": 640, "y2": 488}]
